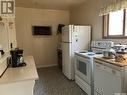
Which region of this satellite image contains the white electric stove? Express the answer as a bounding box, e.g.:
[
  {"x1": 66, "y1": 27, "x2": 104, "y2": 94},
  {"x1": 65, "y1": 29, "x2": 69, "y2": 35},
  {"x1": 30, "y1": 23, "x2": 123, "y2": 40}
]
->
[{"x1": 74, "y1": 41, "x2": 114, "y2": 95}]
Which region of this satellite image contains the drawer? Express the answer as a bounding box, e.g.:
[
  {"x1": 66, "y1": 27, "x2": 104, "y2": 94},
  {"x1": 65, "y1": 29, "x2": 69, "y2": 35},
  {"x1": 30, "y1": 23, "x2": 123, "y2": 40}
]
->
[{"x1": 95, "y1": 61, "x2": 121, "y2": 77}]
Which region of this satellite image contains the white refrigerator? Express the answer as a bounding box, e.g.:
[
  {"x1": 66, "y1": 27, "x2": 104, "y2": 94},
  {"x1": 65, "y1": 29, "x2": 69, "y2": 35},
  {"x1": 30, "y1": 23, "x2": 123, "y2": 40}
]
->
[{"x1": 62, "y1": 25, "x2": 91, "y2": 80}]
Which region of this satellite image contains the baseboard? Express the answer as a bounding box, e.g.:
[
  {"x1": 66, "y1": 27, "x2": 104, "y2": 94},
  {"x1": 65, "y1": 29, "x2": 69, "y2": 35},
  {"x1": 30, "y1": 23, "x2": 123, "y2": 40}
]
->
[{"x1": 37, "y1": 64, "x2": 58, "y2": 68}]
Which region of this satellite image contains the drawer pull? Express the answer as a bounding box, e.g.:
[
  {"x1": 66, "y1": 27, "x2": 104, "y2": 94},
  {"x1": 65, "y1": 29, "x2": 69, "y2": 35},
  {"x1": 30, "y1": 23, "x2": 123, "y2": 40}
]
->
[
  {"x1": 96, "y1": 64, "x2": 100, "y2": 67},
  {"x1": 95, "y1": 61, "x2": 103, "y2": 65},
  {"x1": 112, "y1": 70, "x2": 116, "y2": 74}
]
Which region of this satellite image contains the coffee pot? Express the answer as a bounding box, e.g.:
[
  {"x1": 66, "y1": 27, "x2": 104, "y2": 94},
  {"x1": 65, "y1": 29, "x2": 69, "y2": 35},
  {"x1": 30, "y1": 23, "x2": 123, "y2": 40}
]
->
[{"x1": 10, "y1": 48, "x2": 26, "y2": 67}]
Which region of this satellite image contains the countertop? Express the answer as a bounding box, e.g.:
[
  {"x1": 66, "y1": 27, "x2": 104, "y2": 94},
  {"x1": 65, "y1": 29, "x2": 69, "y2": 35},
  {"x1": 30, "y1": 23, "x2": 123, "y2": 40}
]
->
[
  {"x1": 0, "y1": 53, "x2": 9, "y2": 64},
  {"x1": 95, "y1": 57, "x2": 127, "y2": 67},
  {"x1": 0, "y1": 56, "x2": 39, "y2": 84}
]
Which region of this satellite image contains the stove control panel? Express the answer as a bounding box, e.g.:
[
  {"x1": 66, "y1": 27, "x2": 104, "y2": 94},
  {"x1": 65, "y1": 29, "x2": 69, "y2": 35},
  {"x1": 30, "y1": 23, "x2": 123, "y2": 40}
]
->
[{"x1": 91, "y1": 41, "x2": 114, "y2": 49}]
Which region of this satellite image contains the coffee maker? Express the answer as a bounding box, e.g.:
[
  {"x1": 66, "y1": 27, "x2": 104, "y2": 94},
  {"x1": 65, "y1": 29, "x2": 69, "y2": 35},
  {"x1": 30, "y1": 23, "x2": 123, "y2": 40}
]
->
[{"x1": 10, "y1": 48, "x2": 26, "y2": 67}]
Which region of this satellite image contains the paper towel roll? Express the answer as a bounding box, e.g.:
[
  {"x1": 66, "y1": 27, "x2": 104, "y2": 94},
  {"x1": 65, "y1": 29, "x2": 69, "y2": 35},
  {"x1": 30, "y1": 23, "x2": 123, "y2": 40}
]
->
[
  {"x1": 0, "y1": 44, "x2": 2, "y2": 50},
  {"x1": 0, "y1": 53, "x2": 1, "y2": 58}
]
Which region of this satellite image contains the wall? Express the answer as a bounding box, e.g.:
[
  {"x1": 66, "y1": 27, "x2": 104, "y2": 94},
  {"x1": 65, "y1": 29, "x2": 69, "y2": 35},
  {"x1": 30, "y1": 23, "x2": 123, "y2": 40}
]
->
[
  {"x1": 15, "y1": 7, "x2": 70, "y2": 67},
  {"x1": 70, "y1": 0, "x2": 127, "y2": 44}
]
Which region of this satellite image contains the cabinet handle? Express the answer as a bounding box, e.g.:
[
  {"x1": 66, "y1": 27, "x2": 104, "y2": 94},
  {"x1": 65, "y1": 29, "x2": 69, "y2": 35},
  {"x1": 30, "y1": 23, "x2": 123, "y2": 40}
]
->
[
  {"x1": 96, "y1": 64, "x2": 100, "y2": 67},
  {"x1": 112, "y1": 70, "x2": 116, "y2": 74},
  {"x1": 95, "y1": 61, "x2": 103, "y2": 65}
]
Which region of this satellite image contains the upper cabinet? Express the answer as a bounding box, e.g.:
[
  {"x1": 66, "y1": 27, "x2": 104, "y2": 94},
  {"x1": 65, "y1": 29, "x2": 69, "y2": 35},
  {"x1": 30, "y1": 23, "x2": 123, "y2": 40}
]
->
[
  {"x1": 0, "y1": 18, "x2": 17, "y2": 59},
  {"x1": 0, "y1": 0, "x2": 16, "y2": 52},
  {"x1": 0, "y1": 20, "x2": 9, "y2": 54},
  {"x1": 7, "y1": 18, "x2": 17, "y2": 49}
]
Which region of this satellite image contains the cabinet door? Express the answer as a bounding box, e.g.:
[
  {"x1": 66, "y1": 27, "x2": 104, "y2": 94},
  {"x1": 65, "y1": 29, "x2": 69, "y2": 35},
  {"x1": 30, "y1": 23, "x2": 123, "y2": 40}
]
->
[
  {"x1": 7, "y1": 18, "x2": 17, "y2": 49},
  {"x1": 94, "y1": 62, "x2": 122, "y2": 95},
  {"x1": 0, "y1": 22, "x2": 9, "y2": 53}
]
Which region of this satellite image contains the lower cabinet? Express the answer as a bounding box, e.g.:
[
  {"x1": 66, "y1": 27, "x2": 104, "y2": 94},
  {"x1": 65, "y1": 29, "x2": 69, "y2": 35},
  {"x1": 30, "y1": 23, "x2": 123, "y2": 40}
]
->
[
  {"x1": 0, "y1": 56, "x2": 38, "y2": 95},
  {"x1": 94, "y1": 59, "x2": 124, "y2": 95},
  {"x1": 0, "y1": 80, "x2": 35, "y2": 95}
]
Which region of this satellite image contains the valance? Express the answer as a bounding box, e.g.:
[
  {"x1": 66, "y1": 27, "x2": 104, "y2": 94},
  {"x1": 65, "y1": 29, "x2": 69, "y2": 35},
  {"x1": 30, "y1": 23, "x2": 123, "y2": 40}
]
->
[{"x1": 99, "y1": 0, "x2": 127, "y2": 16}]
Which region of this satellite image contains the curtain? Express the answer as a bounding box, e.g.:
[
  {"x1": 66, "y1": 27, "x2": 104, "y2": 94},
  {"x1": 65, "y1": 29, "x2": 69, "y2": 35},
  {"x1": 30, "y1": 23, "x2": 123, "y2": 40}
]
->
[{"x1": 99, "y1": 0, "x2": 127, "y2": 16}]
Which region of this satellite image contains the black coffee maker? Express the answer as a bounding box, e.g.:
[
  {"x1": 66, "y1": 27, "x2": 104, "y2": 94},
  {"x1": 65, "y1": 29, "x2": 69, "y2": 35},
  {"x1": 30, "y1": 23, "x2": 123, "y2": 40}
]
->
[{"x1": 10, "y1": 48, "x2": 26, "y2": 67}]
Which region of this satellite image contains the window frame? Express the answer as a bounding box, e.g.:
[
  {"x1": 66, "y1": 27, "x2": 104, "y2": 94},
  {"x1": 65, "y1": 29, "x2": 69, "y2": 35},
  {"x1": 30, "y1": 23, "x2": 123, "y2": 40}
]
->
[{"x1": 102, "y1": 9, "x2": 126, "y2": 39}]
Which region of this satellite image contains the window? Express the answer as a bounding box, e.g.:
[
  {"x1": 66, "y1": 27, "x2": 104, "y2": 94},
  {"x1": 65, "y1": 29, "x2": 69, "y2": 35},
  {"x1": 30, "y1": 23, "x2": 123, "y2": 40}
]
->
[{"x1": 103, "y1": 9, "x2": 127, "y2": 38}]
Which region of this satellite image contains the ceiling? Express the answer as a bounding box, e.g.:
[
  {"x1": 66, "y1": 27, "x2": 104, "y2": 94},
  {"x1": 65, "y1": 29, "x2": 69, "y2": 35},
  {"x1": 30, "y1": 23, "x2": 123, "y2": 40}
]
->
[{"x1": 15, "y1": 0, "x2": 86, "y2": 10}]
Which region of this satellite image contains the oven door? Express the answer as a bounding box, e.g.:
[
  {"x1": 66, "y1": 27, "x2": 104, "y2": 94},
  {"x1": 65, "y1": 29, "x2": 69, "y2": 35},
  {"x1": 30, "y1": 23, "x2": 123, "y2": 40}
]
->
[{"x1": 75, "y1": 54, "x2": 91, "y2": 84}]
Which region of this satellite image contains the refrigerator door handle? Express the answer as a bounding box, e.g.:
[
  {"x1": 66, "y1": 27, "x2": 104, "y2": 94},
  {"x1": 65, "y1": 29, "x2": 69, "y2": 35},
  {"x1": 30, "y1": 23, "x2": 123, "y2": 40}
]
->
[{"x1": 62, "y1": 41, "x2": 72, "y2": 43}]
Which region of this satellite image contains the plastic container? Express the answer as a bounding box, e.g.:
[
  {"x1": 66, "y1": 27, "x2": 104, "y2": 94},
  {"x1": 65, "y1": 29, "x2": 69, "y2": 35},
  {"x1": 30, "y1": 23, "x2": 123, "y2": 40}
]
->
[{"x1": 102, "y1": 48, "x2": 116, "y2": 59}]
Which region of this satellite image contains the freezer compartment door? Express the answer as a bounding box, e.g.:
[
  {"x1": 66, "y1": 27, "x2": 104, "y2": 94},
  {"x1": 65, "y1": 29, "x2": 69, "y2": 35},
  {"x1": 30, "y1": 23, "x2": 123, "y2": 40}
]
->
[
  {"x1": 62, "y1": 25, "x2": 73, "y2": 42},
  {"x1": 62, "y1": 42, "x2": 74, "y2": 80}
]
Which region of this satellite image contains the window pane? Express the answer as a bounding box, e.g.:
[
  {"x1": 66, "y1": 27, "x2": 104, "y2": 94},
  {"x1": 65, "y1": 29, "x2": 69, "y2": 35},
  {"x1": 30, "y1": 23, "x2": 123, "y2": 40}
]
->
[{"x1": 108, "y1": 10, "x2": 124, "y2": 35}]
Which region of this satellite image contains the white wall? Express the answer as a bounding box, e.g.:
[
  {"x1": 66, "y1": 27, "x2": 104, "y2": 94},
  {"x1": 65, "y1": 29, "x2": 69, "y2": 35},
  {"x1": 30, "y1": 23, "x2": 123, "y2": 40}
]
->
[
  {"x1": 70, "y1": 0, "x2": 127, "y2": 44},
  {"x1": 15, "y1": 7, "x2": 70, "y2": 67}
]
